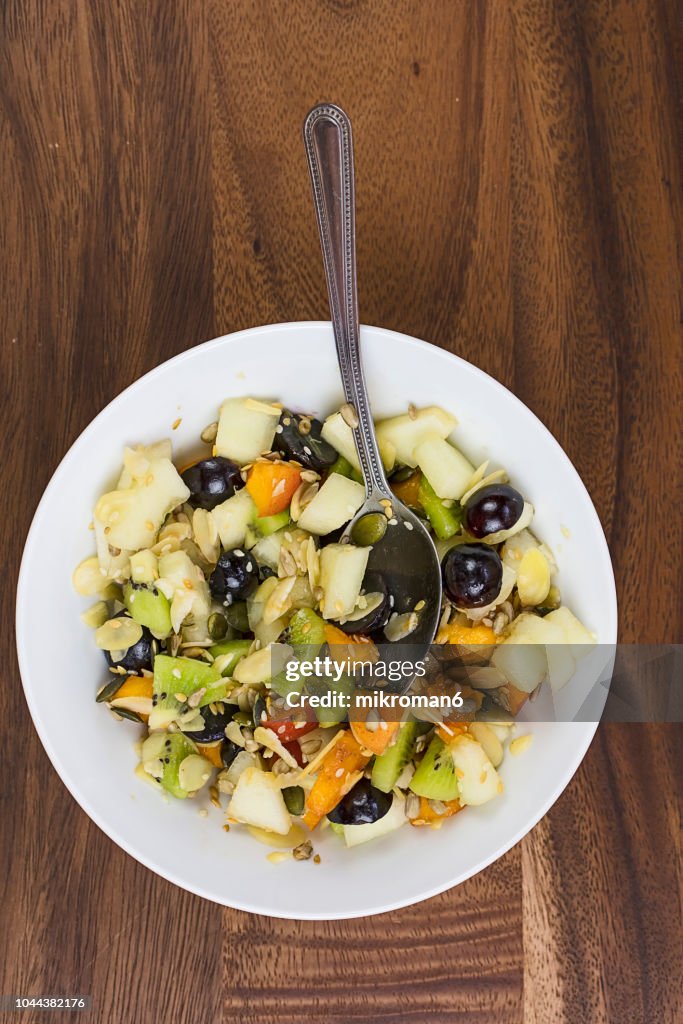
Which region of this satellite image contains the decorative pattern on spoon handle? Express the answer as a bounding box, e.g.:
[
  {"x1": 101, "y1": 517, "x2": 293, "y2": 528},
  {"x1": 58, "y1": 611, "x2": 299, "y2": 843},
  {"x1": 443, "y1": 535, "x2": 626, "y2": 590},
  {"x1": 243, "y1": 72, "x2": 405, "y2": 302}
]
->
[{"x1": 303, "y1": 103, "x2": 389, "y2": 499}]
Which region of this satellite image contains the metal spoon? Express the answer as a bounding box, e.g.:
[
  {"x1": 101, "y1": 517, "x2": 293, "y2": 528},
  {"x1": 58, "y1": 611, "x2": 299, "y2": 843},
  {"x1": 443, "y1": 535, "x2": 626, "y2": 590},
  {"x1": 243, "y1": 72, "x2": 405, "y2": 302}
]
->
[{"x1": 303, "y1": 103, "x2": 442, "y2": 649}]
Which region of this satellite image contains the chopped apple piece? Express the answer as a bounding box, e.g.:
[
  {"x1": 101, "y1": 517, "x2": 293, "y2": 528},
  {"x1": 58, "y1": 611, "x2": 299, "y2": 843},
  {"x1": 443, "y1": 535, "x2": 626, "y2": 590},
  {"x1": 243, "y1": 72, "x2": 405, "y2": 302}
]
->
[
  {"x1": 296, "y1": 473, "x2": 365, "y2": 535},
  {"x1": 491, "y1": 612, "x2": 553, "y2": 692},
  {"x1": 413, "y1": 434, "x2": 475, "y2": 500},
  {"x1": 449, "y1": 734, "x2": 501, "y2": 805},
  {"x1": 375, "y1": 406, "x2": 457, "y2": 467},
  {"x1": 228, "y1": 768, "x2": 292, "y2": 835},
  {"x1": 319, "y1": 543, "x2": 370, "y2": 619},
  {"x1": 157, "y1": 549, "x2": 211, "y2": 632},
  {"x1": 94, "y1": 454, "x2": 190, "y2": 553},
  {"x1": 544, "y1": 607, "x2": 596, "y2": 654},
  {"x1": 321, "y1": 411, "x2": 396, "y2": 473},
  {"x1": 215, "y1": 398, "x2": 280, "y2": 464},
  {"x1": 211, "y1": 488, "x2": 256, "y2": 549}
]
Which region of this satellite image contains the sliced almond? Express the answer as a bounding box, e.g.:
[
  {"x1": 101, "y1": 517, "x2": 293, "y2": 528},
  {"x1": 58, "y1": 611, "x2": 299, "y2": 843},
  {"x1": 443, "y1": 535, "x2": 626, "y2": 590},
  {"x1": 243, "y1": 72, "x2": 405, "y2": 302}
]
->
[
  {"x1": 178, "y1": 754, "x2": 213, "y2": 792},
  {"x1": 110, "y1": 695, "x2": 154, "y2": 716},
  {"x1": 263, "y1": 575, "x2": 297, "y2": 625},
  {"x1": 73, "y1": 556, "x2": 111, "y2": 597},
  {"x1": 95, "y1": 617, "x2": 143, "y2": 651},
  {"x1": 192, "y1": 507, "x2": 220, "y2": 563}
]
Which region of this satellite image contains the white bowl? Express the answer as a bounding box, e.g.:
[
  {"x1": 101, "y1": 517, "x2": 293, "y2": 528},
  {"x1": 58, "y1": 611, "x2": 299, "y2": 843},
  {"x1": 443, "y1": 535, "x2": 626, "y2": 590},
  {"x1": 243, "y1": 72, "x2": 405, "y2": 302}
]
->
[{"x1": 16, "y1": 323, "x2": 617, "y2": 919}]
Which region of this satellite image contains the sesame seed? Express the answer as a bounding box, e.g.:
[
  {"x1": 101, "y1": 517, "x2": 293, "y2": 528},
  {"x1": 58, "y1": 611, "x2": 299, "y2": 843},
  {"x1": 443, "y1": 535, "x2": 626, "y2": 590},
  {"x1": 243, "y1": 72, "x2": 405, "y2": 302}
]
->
[
  {"x1": 198, "y1": 808, "x2": 208, "y2": 818},
  {"x1": 335, "y1": 768, "x2": 344, "y2": 778},
  {"x1": 275, "y1": 424, "x2": 284, "y2": 433},
  {"x1": 175, "y1": 692, "x2": 187, "y2": 702},
  {"x1": 388, "y1": 518, "x2": 398, "y2": 526},
  {"x1": 404, "y1": 521, "x2": 414, "y2": 531}
]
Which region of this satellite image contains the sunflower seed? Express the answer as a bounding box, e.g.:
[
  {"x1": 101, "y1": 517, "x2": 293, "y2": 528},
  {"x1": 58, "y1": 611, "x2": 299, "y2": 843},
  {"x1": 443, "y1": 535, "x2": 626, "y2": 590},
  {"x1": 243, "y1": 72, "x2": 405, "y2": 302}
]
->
[{"x1": 201, "y1": 421, "x2": 219, "y2": 444}]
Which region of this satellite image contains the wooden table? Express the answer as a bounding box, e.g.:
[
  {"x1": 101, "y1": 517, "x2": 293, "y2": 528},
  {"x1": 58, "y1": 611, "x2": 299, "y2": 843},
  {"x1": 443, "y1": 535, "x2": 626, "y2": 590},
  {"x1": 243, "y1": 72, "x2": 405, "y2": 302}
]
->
[{"x1": 1, "y1": 2, "x2": 681, "y2": 1021}]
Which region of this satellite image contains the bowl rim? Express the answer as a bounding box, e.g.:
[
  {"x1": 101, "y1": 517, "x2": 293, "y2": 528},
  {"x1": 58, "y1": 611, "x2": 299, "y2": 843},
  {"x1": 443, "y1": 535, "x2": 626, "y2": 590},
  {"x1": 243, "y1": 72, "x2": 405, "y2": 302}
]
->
[{"x1": 15, "y1": 321, "x2": 618, "y2": 918}]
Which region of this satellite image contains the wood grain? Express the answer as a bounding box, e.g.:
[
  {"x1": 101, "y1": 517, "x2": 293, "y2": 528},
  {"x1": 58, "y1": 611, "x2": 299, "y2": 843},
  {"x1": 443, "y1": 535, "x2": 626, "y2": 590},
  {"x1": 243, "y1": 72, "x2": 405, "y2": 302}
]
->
[{"x1": 0, "y1": 1, "x2": 681, "y2": 1021}]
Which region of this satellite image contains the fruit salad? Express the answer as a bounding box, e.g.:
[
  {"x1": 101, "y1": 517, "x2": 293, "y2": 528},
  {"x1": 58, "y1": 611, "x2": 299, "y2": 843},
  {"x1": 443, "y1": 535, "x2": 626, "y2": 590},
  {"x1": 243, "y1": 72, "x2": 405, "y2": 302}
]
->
[{"x1": 73, "y1": 397, "x2": 595, "y2": 855}]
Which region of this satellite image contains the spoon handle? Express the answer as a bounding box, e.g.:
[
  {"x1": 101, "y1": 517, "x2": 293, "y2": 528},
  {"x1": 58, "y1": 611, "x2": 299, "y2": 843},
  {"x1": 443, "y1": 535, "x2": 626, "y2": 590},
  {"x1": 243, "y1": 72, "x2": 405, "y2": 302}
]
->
[{"x1": 303, "y1": 103, "x2": 389, "y2": 499}]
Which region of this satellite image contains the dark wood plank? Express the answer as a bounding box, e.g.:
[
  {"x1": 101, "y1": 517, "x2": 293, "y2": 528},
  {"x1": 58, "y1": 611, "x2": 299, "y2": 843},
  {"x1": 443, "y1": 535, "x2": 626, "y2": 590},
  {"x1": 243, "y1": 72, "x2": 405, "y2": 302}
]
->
[
  {"x1": 0, "y1": 1, "x2": 680, "y2": 1022},
  {"x1": 0, "y1": 2, "x2": 219, "y2": 1023}
]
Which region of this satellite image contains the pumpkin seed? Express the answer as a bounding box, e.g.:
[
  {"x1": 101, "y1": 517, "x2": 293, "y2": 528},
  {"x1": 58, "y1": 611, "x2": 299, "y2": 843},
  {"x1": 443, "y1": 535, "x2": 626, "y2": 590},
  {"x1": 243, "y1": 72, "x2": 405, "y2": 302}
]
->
[
  {"x1": 208, "y1": 612, "x2": 228, "y2": 641},
  {"x1": 110, "y1": 706, "x2": 145, "y2": 723},
  {"x1": 96, "y1": 678, "x2": 125, "y2": 703},
  {"x1": 351, "y1": 512, "x2": 387, "y2": 547},
  {"x1": 282, "y1": 786, "x2": 305, "y2": 815},
  {"x1": 225, "y1": 602, "x2": 250, "y2": 633}
]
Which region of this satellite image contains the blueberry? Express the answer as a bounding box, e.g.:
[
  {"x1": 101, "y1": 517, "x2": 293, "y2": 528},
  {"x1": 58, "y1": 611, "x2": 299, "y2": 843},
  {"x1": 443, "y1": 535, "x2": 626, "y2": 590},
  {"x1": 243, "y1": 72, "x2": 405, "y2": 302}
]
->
[
  {"x1": 328, "y1": 778, "x2": 392, "y2": 826},
  {"x1": 182, "y1": 457, "x2": 243, "y2": 511},
  {"x1": 442, "y1": 543, "x2": 503, "y2": 608},
  {"x1": 221, "y1": 738, "x2": 242, "y2": 768},
  {"x1": 209, "y1": 550, "x2": 259, "y2": 602},
  {"x1": 190, "y1": 704, "x2": 238, "y2": 744},
  {"x1": 273, "y1": 410, "x2": 337, "y2": 472},
  {"x1": 464, "y1": 484, "x2": 524, "y2": 539},
  {"x1": 104, "y1": 612, "x2": 157, "y2": 672}
]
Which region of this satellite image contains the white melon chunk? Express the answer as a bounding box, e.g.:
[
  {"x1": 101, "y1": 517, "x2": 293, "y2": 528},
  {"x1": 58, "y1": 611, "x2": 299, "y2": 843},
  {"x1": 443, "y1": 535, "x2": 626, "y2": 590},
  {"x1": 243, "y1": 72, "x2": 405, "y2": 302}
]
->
[
  {"x1": 94, "y1": 455, "x2": 190, "y2": 552},
  {"x1": 228, "y1": 767, "x2": 292, "y2": 835},
  {"x1": 491, "y1": 612, "x2": 552, "y2": 692},
  {"x1": 211, "y1": 488, "x2": 256, "y2": 549},
  {"x1": 215, "y1": 398, "x2": 281, "y2": 464},
  {"x1": 250, "y1": 527, "x2": 287, "y2": 570},
  {"x1": 545, "y1": 643, "x2": 577, "y2": 692},
  {"x1": 544, "y1": 607, "x2": 596, "y2": 655},
  {"x1": 375, "y1": 406, "x2": 457, "y2": 467},
  {"x1": 319, "y1": 543, "x2": 370, "y2": 619},
  {"x1": 157, "y1": 549, "x2": 211, "y2": 632},
  {"x1": 413, "y1": 434, "x2": 475, "y2": 500},
  {"x1": 449, "y1": 734, "x2": 501, "y2": 805},
  {"x1": 321, "y1": 411, "x2": 396, "y2": 473},
  {"x1": 94, "y1": 519, "x2": 131, "y2": 579},
  {"x1": 296, "y1": 474, "x2": 365, "y2": 535}
]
